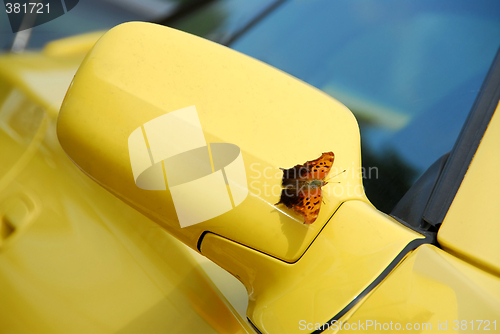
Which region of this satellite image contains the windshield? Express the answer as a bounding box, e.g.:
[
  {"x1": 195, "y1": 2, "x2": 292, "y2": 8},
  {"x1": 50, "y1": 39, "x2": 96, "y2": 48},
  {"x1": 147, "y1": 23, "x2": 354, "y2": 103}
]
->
[
  {"x1": 172, "y1": 0, "x2": 500, "y2": 212},
  {"x1": 169, "y1": 0, "x2": 277, "y2": 44}
]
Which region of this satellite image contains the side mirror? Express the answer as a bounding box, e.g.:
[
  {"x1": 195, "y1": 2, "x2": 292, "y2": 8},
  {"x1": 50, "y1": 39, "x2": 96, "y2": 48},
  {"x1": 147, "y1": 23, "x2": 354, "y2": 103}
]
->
[{"x1": 58, "y1": 22, "x2": 424, "y2": 333}]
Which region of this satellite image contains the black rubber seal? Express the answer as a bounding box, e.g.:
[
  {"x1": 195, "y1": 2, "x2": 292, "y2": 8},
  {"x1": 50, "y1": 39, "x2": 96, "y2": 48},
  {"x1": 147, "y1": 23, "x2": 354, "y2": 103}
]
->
[{"x1": 248, "y1": 317, "x2": 264, "y2": 334}]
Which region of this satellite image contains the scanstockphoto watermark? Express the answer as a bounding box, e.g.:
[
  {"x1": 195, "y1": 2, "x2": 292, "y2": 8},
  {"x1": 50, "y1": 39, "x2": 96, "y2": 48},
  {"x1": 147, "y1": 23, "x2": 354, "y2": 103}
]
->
[
  {"x1": 248, "y1": 162, "x2": 378, "y2": 197},
  {"x1": 299, "y1": 320, "x2": 435, "y2": 331},
  {"x1": 299, "y1": 319, "x2": 497, "y2": 331}
]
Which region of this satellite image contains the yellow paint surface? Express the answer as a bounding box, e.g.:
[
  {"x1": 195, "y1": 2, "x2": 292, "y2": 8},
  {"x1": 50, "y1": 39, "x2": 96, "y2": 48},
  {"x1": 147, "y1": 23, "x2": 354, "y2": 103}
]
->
[{"x1": 439, "y1": 102, "x2": 500, "y2": 276}]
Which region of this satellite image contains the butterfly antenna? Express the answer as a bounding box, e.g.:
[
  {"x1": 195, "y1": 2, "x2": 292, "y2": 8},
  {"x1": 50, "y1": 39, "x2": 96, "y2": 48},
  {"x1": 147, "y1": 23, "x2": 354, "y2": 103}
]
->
[{"x1": 324, "y1": 169, "x2": 346, "y2": 183}]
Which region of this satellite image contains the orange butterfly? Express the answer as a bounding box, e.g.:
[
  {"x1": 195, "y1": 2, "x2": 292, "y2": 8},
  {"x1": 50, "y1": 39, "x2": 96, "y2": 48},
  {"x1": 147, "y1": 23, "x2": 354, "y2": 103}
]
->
[{"x1": 275, "y1": 152, "x2": 334, "y2": 224}]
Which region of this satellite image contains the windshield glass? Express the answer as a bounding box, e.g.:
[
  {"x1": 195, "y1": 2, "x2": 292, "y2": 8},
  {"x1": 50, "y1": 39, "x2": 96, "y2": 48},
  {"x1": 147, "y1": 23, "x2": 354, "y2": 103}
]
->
[
  {"x1": 169, "y1": 0, "x2": 277, "y2": 44},
  {"x1": 176, "y1": 0, "x2": 500, "y2": 212},
  {"x1": 231, "y1": 0, "x2": 500, "y2": 212}
]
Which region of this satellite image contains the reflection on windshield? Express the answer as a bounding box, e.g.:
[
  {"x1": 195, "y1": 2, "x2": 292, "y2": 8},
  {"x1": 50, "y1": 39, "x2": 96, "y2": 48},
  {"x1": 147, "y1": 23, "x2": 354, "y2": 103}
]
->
[
  {"x1": 229, "y1": 0, "x2": 500, "y2": 212},
  {"x1": 1, "y1": 0, "x2": 187, "y2": 50},
  {"x1": 170, "y1": 0, "x2": 276, "y2": 44}
]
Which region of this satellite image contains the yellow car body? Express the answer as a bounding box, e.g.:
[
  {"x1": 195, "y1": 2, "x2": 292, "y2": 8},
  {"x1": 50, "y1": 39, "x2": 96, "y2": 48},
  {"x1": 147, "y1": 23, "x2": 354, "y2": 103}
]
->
[{"x1": 0, "y1": 19, "x2": 499, "y2": 334}]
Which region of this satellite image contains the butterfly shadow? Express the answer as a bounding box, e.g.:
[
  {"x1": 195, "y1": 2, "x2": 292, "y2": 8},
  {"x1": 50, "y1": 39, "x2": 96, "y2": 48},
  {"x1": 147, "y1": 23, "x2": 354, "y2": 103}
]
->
[{"x1": 272, "y1": 204, "x2": 311, "y2": 260}]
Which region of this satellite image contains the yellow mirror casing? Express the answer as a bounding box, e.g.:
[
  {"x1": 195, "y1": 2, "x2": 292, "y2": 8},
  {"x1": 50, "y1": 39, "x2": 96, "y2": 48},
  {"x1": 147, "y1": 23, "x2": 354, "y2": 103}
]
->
[
  {"x1": 57, "y1": 22, "x2": 365, "y2": 261},
  {"x1": 57, "y1": 22, "x2": 424, "y2": 333}
]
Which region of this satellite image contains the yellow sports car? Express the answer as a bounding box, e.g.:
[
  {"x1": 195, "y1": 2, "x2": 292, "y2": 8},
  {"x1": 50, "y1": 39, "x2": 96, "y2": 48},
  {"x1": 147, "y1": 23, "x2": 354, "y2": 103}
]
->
[{"x1": 0, "y1": 0, "x2": 499, "y2": 333}]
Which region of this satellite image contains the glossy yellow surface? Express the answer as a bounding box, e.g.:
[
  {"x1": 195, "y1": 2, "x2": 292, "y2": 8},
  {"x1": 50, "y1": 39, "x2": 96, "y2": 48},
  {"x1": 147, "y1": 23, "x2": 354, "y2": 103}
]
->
[
  {"x1": 344, "y1": 245, "x2": 500, "y2": 333},
  {"x1": 438, "y1": 102, "x2": 500, "y2": 276},
  {"x1": 57, "y1": 22, "x2": 367, "y2": 263},
  {"x1": 0, "y1": 41, "x2": 251, "y2": 334},
  {"x1": 201, "y1": 201, "x2": 424, "y2": 334},
  {"x1": 6, "y1": 21, "x2": 495, "y2": 334}
]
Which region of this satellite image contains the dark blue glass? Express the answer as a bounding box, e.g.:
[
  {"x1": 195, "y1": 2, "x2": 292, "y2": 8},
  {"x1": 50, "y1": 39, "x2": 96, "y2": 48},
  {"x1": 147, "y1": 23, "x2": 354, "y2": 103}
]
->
[{"x1": 231, "y1": 0, "x2": 500, "y2": 211}]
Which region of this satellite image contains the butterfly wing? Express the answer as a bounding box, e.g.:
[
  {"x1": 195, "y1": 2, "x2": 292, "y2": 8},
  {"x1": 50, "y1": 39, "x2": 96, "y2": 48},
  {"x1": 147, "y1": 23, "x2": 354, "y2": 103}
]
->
[
  {"x1": 293, "y1": 186, "x2": 323, "y2": 224},
  {"x1": 280, "y1": 152, "x2": 334, "y2": 187},
  {"x1": 276, "y1": 152, "x2": 334, "y2": 224},
  {"x1": 275, "y1": 185, "x2": 323, "y2": 224},
  {"x1": 304, "y1": 151, "x2": 334, "y2": 181}
]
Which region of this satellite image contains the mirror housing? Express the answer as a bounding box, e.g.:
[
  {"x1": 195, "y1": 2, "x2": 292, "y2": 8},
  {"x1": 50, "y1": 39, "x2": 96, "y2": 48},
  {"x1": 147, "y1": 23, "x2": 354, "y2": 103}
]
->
[
  {"x1": 57, "y1": 22, "x2": 365, "y2": 261},
  {"x1": 58, "y1": 22, "x2": 423, "y2": 333}
]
